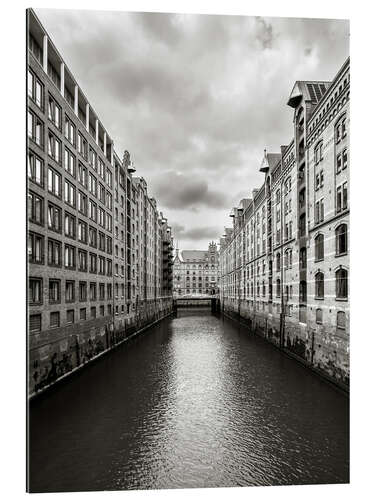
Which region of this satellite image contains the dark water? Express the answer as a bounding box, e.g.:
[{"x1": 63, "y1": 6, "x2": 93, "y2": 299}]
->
[{"x1": 29, "y1": 309, "x2": 349, "y2": 492}]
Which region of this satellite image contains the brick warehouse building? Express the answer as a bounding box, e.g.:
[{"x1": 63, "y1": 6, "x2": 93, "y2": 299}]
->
[
  {"x1": 27, "y1": 9, "x2": 174, "y2": 396},
  {"x1": 219, "y1": 58, "x2": 349, "y2": 388},
  {"x1": 173, "y1": 242, "x2": 219, "y2": 296}
]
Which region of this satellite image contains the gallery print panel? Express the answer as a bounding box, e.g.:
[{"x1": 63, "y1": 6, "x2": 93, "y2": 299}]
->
[{"x1": 27, "y1": 7, "x2": 349, "y2": 493}]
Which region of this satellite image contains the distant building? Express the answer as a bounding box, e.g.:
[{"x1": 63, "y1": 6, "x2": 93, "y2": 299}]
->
[
  {"x1": 173, "y1": 242, "x2": 219, "y2": 296},
  {"x1": 219, "y1": 58, "x2": 350, "y2": 387}
]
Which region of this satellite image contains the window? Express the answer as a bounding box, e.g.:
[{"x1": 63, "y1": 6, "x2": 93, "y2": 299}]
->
[
  {"x1": 90, "y1": 307, "x2": 96, "y2": 319},
  {"x1": 276, "y1": 279, "x2": 281, "y2": 297},
  {"x1": 276, "y1": 189, "x2": 281, "y2": 204},
  {"x1": 28, "y1": 232, "x2": 44, "y2": 264},
  {"x1": 64, "y1": 213, "x2": 76, "y2": 240},
  {"x1": 276, "y1": 253, "x2": 280, "y2": 272},
  {"x1": 47, "y1": 238, "x2": 61, "y2": 266},
  {"x1": 66, "y1": 309, "x2": 75, "y2": 324},
  {"x1": 99, "y1": 183, "x2": 106, "y2": 204},
  {"x1": 78, "y1": 220, "x2": 87, "y2": 243},
  {"x1": 98, "y1": 256, "x2": 105, "y2": 275},
  {"x1": 315, "y1": 272, "x2": 324, "y2": 298},
  {"x1": 89, "y1": 173, "x2": 97, "y2": 197},
  {"x1": 29, "y1": 278, "x2": 43, "y2": 305},
  {"x1": 107, "y1": 283, "x2": 112, "y2": 299},
  {"x1": 29, "y1": 314, "x2": 42, "y2": 333},
  {"x1": 64, "y1": 148, "x2": 76, "y2": 177},
  {"x1": 314, "y1": 141, "x2": 323, "y2": 164},
  {"x1": 28, "y1": 111, "x2": 43, "y2": 147},
  {"x1": 28, "y1": 192, "x2": 43, "y2": 225},
  {"x1": 107, "y1": 259, "x2": 112, "y2": 276},
  {"x1": 78, "y1": 132, "x2": 87, "y2": 159},
  {"x1": 336, "y1": 268, "x2": 348, "y2": 299},
  {"x1": 89, "y1": 147, "x2": 97, "y2": 170},
  {"x1": 89, "y1": 253, "x2": 97, "y2": 273},
  {"x1": 78, "y1": 191, "x2": 87, "y2": 215},
  {"x1": 336, "y1": 182, "x2": 348, "y2": 213},
  {"x1": 28, "y1": 152, "x2": 44, "y2": 186},
  {"x1": 106, "y1": 213, "x2": 112, "y2": 232},
  {"x1": 89, "y1": 282, "x2": 97, "y2": 301},
  {"x1": 106, "y1": 191, "x2": 112, "y2": 210},
  {"x1": 65, "y1": 281, "x2": 75, "y2": 302},
  {"x1": 28, "y1": 69, "x2": 43, "y2": 108},
  {"x1": 47, "y1": 203, "x2": 62, "y2": 233},
  {"x1": 65, "y1": 115, "x2": 76, "y2": 146},
  {"x1": 29, "y1": 34, "x2": 43, "y2": 64},
  {"x1": 315, "y1": 234, "x2": 324, "y2": 261},
  {"x1": 315, "y1": 198, "x2": 324, "y2": 224},
  {"x1": 335, "y1": 115, "x2": 347, "y2": 143},
  {"x1": 48, "y1": 167, "x2": 61, "y2": 198},
  {"x1": 299, "y1": 280, "x2": 307, "y2": 302},
  {"x1": 89, "y1": 200, "x2": 97, "y2": 222},
  {"x1": 299, "y1": 213, "x2": 306, "y2": 237},
  {"x1": 337, "y1": 311, "x2": 346, "y2": 331},
  {"x1": 64, "y1": 180, "x2": 76, "y2": 207},
  {"x1": 48, "y1": 131, "x2": 61, "y2": 163},
  {"x1": 79, "y1": 281, "x2": 87, "y2": 302},
  {"x1": 48, "y1": 94, "x2": 61, "y2": 129},
  {"x1": 50, "y1": 311, "x2": 60, "y2": 328},
  {"x1": 336, "y1": 224, "x2": 348, "y2": 256},
  {"x1": 106, "y1": 168, "x2": 112, "y2": 188},
  {"x1": 49, "y1": 279, "x2": 60, "y2": 304},
  {"x1": 80, "y1": 308, "x2": 86, "y2": 320},
  {"x1": 89, "y1": 227, "x2": 97, "y2": 248},
  {"x1": 64, "y1": 244, "x2": 76, "y2": 269},
  {"x1": 98, "y1": 207, "x2": 105, "y2": 228},
  {"x1": 342, "y1": 149, "x2": 348, "y2": 170},
  {"x1": 78, "y1": 163, "x2": 87, "y2": 187},
  {"x1": 98, "y1": 158, "x2": 105, "y2": 179},
  {"x1": 316, "y1": 308, "x2": 323, "y2": 324},
  {"x1": 99, "y1": 232, "x2": 106, "y2": 252},
  {"x1": 78, "y1": 249, "x2": 88, "y2": 272},
  {"x1": 99, "y1": 283, "x2": 105, "y2": 300},
  {"x1": 300, "y1": 247, "x2": 307, "y2": 269}
]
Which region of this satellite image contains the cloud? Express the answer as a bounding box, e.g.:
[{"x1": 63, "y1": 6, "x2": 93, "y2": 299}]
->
[
  {"x1": 35, "y1": 9, "x2": 349, "y2": 249},
  {"x1": 151, "y1": 171, "x2": 229, "y2": 210}
]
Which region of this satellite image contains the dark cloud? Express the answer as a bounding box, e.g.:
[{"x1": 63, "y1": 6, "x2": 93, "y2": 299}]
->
[
  {"x1": 171, "y1": 224, "x2": 221, "y2": 242},
  {"x1": 36, "y1": 9, "x2": 349, "y2": 249},
  {"x1": 151, "y1": 171, "x2": 229, "y2": 210}
]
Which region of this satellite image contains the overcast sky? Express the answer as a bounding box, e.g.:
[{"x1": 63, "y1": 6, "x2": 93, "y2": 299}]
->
[{"x1": 36, "y1": 9, "x2": 349, "y2": 250}]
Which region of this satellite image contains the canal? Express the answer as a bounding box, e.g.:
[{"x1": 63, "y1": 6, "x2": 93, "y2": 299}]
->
[{"x1": 28, "y1": 309, "x2": 349, "y2": 492}]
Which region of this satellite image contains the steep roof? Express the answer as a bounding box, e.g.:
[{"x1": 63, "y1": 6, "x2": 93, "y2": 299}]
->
[
  {"x1": 260, "y1": 151, "x2": 282, "y2": 173},
  {"x1": 181, "y1": 250, "x2": 208, "y2": 262},
  {"x1": 287, "y1": 80, "x2": 331, "y2": 108}
]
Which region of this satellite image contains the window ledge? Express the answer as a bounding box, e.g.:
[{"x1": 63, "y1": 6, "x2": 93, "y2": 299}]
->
[
  {"x1": 335, "y1": 252, "x2": 348, "y2": 258},
  {"x1": 335, "y1": 297, "x2": 348, "y2": 302}
]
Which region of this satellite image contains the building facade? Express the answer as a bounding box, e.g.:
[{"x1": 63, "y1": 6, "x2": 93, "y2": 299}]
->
[
  {"x1": 219, "y1": 58, "x2": 350, "y2": 387},
  {"x1": 173, "y1": 242, "x2": 219, "y2": 296},
  {"x1": 27, "y1": 9, "x2": 174, "y2": 396}
]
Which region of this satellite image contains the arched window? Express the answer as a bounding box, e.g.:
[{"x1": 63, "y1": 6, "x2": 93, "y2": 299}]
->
[
  {"x1": 316, "y1": 308, "x2": 323, "y2": 324},
  {"x1": 315, "y1": 234, "x2": 324, "y2": 261},
  {"x1": 299, "y1": 280, "x2": 307, "y2": 302},
  {"x1": 276, "y1": 253, "x2": 281, "y2": 272},
  {"x1": 336, "y1": 268, "x2": 348, "y2": 299},
  {"x1": 336, "y1": 224, "x2": 348, "y2": 255},
  {"x1": 300, "y1": 247, "x2": 307, "y2": 269},
  {"x1": 337, "y1": 311, "x2": 346, "y2": 331},
  {"x1": 315, "y1": 272, "x2": 324, "y2": 298},
  {"x1": 276, "y1": 278, "x2": 281, "y2": 297},
  {"x1": 276, "y1": 189, "x2": 281, "y2": 204}
]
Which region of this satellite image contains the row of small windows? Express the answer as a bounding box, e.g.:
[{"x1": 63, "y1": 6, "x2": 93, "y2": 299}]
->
[
  {"x1": 28, "y1": 232, "x2": 113, "y2": 274},
  {"x1": 29, "y1": 278, "x2": 113, "y2": 305},
  {"x1": 29, "y1": 305, "x2": 112, "y2": 333}
]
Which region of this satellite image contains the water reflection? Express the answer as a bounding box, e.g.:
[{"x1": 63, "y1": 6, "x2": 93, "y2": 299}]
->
[{"x1": 29, "y1": 309, "x2": 349, "y2": 492}]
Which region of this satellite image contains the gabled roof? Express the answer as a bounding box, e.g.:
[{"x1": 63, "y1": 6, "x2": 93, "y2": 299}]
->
[
  {"x1": 287, "y1": 80, "x2": 331, "y2": 108},
  {"x1": 260, "y1": 151, "x2": 281, "y2": 173}
]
